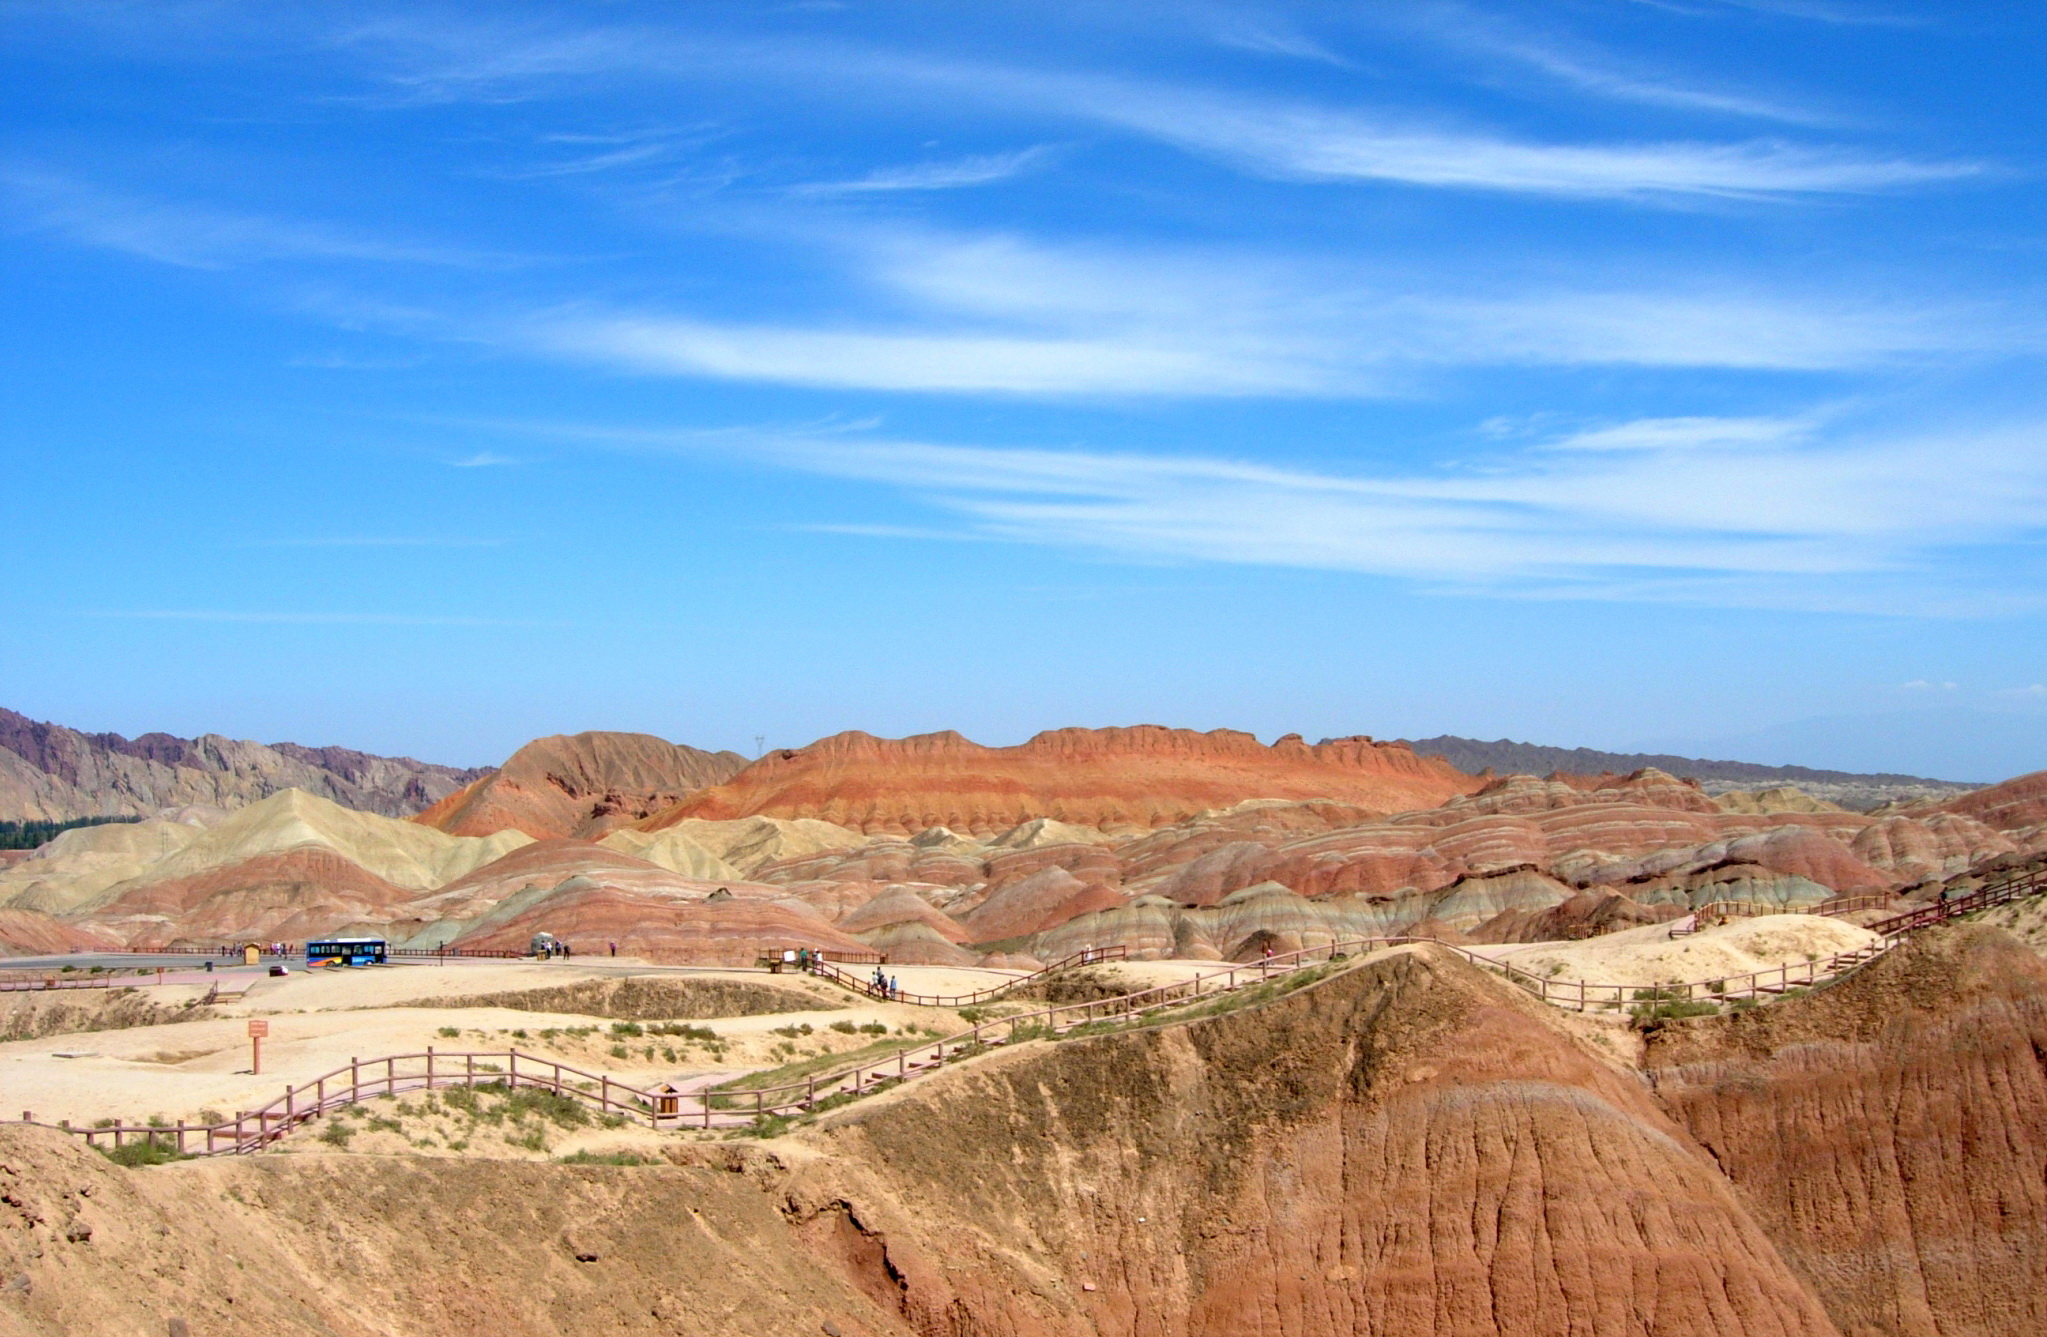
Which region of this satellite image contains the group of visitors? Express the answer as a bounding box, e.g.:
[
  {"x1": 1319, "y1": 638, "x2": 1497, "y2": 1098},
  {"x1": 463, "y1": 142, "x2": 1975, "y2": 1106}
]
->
[
  {"x1": 217, "y1": 942, "x2": 293, "y2": 958},
  {"x1": 867, "y1": 966, "x2": 902, "y2": 1000}
]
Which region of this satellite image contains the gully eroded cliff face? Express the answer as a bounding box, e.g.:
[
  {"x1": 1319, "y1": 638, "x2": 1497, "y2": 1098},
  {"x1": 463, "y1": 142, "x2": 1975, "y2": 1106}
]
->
[
  {"x1": 1646, "y1": 925, "x2": 2047, "y2": 1337},
  {"x1": 794, "y1": 947, "x2": 1842, "y2": 1337}
]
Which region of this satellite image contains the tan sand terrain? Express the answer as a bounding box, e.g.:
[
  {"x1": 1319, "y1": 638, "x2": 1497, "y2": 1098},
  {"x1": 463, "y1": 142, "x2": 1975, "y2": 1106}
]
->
[
  {"x1": 0, "y1": 958, "x2": 1056, "y2": 1127},
  {"x1": 1483, "y1": 913, "x2": 1882, "y2": 986}
]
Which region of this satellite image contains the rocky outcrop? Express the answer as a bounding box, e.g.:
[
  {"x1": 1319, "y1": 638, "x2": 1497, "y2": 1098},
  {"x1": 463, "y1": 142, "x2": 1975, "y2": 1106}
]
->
[
  {"x1": 648, "y1": 727, "x2": 1480, "y2": 834},
  {"x1": 0, "y1": 706, "x2": 488, "y2": 822},
  {"x1": 412, "y1": 732, "x2": 748, "y2": 839}
]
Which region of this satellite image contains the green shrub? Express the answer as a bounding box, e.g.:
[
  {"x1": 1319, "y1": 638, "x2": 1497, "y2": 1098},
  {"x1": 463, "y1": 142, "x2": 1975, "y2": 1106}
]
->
[
  {"x1": 1630, "y1": 998, "x2": 1721, "y2": 1026},
  {"x1": 743, "y1": 1113, "x2": 794, "y2": 1139},
  {"x1": 770, "y1": 1023, "x2": 814, "y2": 1038},
  {"x1": 609, "y1": 1022, "x2": 643, "y2": 1038},
  {"x1": 505, "y1": 1088, "x2": 590, "y2": 1129},
  {"x1": 829, "y1": 1020, "x2": 859, "y2": 1034},
  {"x1": 99, "y1": 1138, "x2": 187, "y2": 1167},
  {"x1": 318, "y1": 1120, "x2": 354, "y2": 1148}
]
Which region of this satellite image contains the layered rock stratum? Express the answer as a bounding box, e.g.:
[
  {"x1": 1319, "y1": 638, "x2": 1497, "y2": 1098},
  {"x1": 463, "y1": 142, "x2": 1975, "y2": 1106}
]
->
[
  {"x1": 1, "y1": 708, "x2": 2043, "y2": 970},
  {"x1": 649, "y1": 727, "x2": 1480, "y2": 835},
  {"x1": 411, "y1": 731, "x2": 748, "y2": 839}
]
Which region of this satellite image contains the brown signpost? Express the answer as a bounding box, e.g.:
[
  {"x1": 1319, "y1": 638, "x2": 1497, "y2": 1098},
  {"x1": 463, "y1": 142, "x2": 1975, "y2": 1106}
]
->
[{"x1": 248, "y1": 1018, "x2": 269, "y2": 1075}]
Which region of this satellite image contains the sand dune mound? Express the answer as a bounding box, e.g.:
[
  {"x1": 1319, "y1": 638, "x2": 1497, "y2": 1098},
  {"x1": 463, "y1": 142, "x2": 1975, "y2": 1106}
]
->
[
  {"x1": 412, "y1": 731, "x2": 748, "y2": 839},
  {"x1": 648, "y1": 726, "x2": 1480, "y2": 834}
]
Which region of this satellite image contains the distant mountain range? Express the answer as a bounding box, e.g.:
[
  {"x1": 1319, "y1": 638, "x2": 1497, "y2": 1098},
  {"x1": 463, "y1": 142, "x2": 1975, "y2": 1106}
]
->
[
  {"x1": 0, "y1": 707, "x2": 492, "y2": 823},
  {"x1": 1399, "y1": 735, "x2": 1977, "y2": 809}
]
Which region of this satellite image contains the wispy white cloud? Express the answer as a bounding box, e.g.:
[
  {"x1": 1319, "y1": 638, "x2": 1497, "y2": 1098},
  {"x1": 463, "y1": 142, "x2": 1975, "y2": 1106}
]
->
[
  {"x1": 1636, "y1": 0, "x2": 1923, "y2": 27},
  {"x1": 1544, "y1": 415, "x2": 1819, "y2": 451},
  {"x1": 478, "y1": 407, "x2": 2047, "y2": 613},
  {"x1": 450, "y1": 452, "x2": 517, "y2": 468},
  {"x1": 1400, "y1": 8, "x2": 1837, "y2": 126},
  {"x1": 721, "y1": 411, "x2": 2047, "y2": 613},
  {"x1": 530, "y1": 313, "x2": 1334, "y2": 396},
  {"x1": 790, "y1": 146, "x2": 1053, "y2": 197},
  {"x1": 2, "y1": 169, "x2": 499, "y2": 270},
  {"x1": 1096, "y1": 96, "x2": 1969, "y2": 197},
  {"x1": 1210, "y1": 21, "x2": 1355, "y2": 67},
  {"x1": 338, "y1": 19, "x2": 1974, "y2": 201},
  {"x1": 519, "y1": 229, "x2": 2028, "y2": 396}
]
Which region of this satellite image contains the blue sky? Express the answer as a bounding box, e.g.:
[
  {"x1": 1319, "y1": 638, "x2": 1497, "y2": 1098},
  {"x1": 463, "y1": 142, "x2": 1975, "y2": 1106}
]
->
[{"x1": 4, "y1": 1, "x2": 2046, "y2": 780}]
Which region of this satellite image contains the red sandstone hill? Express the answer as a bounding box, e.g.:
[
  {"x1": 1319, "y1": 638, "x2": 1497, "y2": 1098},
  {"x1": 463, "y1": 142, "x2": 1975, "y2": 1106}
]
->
[
  {"x1": 644, "y1": 726, "x2": 1480, "y2": 835},
  {"x1": 1933, "y1": 767, "x2": 2047, "y2": 831},
  {"x1": 412, "y1": 732, "x2": 748, "y2": 839}
]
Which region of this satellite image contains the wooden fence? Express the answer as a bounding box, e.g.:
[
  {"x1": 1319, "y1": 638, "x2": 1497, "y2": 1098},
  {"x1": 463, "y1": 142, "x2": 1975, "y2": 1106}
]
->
[
  {"x1": 805, "y1": 945, "x2": 1129, "y2": 1007},
  {"x1": 29, "y1": 867, "x2": 2046, "y2": 1155}
]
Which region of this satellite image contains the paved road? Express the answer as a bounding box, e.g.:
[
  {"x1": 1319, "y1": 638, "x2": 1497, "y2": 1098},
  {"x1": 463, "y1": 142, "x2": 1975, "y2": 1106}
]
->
[{"x1": 1, "y1": 953, "x2": 285, "y2": 972}]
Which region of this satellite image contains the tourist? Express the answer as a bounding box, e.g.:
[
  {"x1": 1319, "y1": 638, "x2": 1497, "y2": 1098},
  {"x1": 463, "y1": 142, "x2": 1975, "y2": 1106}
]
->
[{"x1": 609, "y1": 941, "x2": 617, "y2": 957}]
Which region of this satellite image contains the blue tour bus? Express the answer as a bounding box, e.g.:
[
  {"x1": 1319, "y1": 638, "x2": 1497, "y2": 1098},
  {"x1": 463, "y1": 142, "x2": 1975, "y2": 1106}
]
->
[{"x1": 307, "y1": 937, "x2": 388, "y2": 967}]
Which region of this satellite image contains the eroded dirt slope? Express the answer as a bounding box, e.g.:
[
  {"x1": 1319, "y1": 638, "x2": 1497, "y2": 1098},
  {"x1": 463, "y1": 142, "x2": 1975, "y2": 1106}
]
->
[
  {"x1": 793, "y1": 946, "x2": 1842, "y2": 1337},
  {"x1": 1646, "y1": 925, "x2": 2047, "y2": 1337},
  {"x1": 7, "y1": 937, "x2": 2045, "y2": 1337},
  {"x1": 0, "y1": 1131, "x2": 912, "y2": 1337}
]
